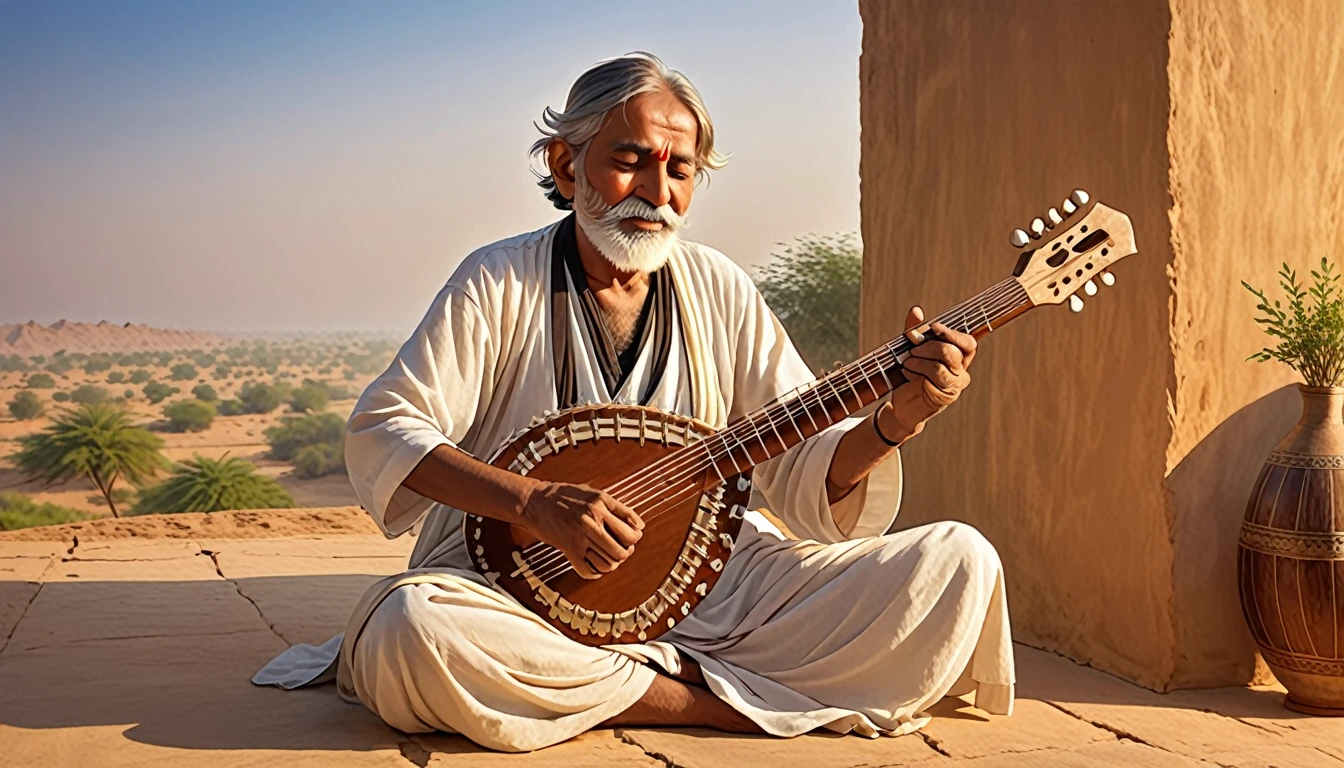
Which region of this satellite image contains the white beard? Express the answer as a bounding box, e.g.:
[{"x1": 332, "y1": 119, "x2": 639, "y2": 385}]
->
[{"x1": 573, "y1": 170, "x2": 688, "y2": 274}]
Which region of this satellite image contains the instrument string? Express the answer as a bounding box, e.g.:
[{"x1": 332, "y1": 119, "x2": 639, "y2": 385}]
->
[{"x1": 522, "y1": 280, "x2": 1030, "y2": 583}]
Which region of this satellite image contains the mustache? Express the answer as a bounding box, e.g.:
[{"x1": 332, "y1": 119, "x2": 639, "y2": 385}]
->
[{"x1": 603, "y1": 194, "x2": 687, "y2": 231}]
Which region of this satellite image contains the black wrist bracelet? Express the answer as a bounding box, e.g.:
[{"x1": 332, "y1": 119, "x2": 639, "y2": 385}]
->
[{"x1": 873, "y1": 411, "x2": 904, "y2": 447}]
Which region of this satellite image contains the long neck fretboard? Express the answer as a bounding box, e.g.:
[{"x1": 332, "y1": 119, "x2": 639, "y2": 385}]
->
[{"x1": 615, "y1": 277, "x2": 1033, "y2": 498}]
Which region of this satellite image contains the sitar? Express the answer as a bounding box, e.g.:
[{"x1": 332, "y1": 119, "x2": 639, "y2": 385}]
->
[{"x1": 467, "y1": 189, "x2": 1137, "y2": 646}]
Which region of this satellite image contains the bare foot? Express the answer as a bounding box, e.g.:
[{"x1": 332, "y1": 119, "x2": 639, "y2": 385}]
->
[{"x1": 601, "y1": 672, "x2": 762, "y2": 733}]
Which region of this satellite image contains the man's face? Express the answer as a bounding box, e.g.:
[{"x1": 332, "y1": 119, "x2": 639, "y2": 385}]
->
[{"x1": 581, "y1": 89, "x2": 698, "y2": 235}]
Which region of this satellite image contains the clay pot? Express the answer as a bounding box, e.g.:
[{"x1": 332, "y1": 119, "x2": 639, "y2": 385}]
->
[{"x1": 1239, "y1": 385, "x2": 1344, "y2": 715}]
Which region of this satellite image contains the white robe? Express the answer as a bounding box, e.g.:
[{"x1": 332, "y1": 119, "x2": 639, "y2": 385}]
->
[{"x1": 253, "y1": 220, "x2": 1015, "y2": 752}]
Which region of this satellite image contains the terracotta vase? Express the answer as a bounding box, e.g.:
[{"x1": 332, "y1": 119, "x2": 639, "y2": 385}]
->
[{"x1": 1239, "y1": 385, "x2": 1344, "y2": 715}]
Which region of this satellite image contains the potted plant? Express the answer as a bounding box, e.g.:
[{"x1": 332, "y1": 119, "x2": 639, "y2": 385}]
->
[{"x1": 1239, "y1": 258, "x2": 1344, "y2": 716}]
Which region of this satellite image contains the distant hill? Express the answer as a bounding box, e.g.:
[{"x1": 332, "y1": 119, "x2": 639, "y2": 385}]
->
[{"x1": 0, "y1": 320, "x2": 230, "y2": 356}]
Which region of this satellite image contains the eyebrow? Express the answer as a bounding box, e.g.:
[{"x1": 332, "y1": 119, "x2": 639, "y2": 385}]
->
[{"x1": 611, "y1": 141, "x2": 695, "y2": 167}]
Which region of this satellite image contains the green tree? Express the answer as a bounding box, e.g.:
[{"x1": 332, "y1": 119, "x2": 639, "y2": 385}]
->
[
  {"x1": 142, "y1": 381, "x2": 179, "y2": 404},
  {"x1": 169, "y1": 363, "x2": 198, "y2": 381},
  {"x1": 52, "y1": 391, "x2": 71, "y2": 403},
  {"x1": 8, "y1": 391, "x2": 45, "y2": 421},
  {"x1": 0, "y1": 492, "x2": 87, "y2": 531},
  {"x1": 0, "y1": 354, "x2": 28, "y2": 372},
  {"x1": 26, "y1": 373, "x2": 56, "y2": 389},
  {"x1": 191, "y1": 384, "x2": 218, "y2": 402},
  {"x1": 266, "y1": 412, "x2": 345, "y2": 461},
  {"x1": 12, "y1": 403, "x2": 168, "y2": 518},
  {"x1": 239, "y1": 381, "x2": 291, "y2": 414},
  {"x1": 128, "y1": 369, "x2": 153, "y2": 385},
  {"x1": 755, "y1": 233, "x2": 863, "y2": 373},
  {"x1": 83, "y1": 359, "x2": 112, "y2": 375},
  {"x1": 132, "y1": 455, "x2": 294, "y2": 515},
  {"x1": 70, "y1": 385, "x2": 109, "y2": 405},
  {"x1": 214, "y1": 364, "x2": 231, "y2": 379},
  {"x1": 289, "y1": 384, "x2": 328, "y2": 414},
  {"x1": 292, "y1": 443, "x2": 344, "y2": 478},
  {"x1": 217, "y1": 399, "x2": 244, "y2": 416},
  {"x1": 107, "y1": 371, "x2": 125, "y2": 384},
  {"x1": 163, "y1": 399, "x2": 216, "y2": 432}
]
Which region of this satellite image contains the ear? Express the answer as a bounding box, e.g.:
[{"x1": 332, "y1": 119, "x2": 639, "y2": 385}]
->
[{"x1": 546, "y1": 139, "x2": 577, "y2": 203}]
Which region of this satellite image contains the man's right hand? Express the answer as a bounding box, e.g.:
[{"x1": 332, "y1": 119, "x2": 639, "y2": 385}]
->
[{"x1": 521, "y1": 481, "x2": 644, "y2": 579}]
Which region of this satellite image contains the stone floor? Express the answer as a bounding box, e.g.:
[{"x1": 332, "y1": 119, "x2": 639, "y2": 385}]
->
[{"x1": 2, "y1": 531, "x2": 1341, "y2": 767}]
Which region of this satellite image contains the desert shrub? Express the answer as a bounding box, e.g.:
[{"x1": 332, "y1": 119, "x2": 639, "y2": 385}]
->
[
  {"x1": 117, "y1": 354, "x2": 134, "y2": 366},
  {"x1": 169, "y1": 363, "x2": 197, "y2": 381},
  {"x1": 52, "y1": 391, "x2": 71, "y2": 403},
  {"x1": 70, "y1": 385, "x2": 109, "y2": 405},
  {"x1": 217, "y1": 399, "x2": 244, "y2": 416},
  {"x1": 163, "y1": 399, "x2": 216, "y2": 432},
  {"x1": 26, "y1": 374, "x2": 56, "y2": 389},
  {"x1": 8, "y1": 391, "x2": 44, "y2": 420},
  {"x1": 29, "y1": 355, "x2": 45, "y2": 365},
  {"x1": 131, "y1": 455, "x2": 294, "y2": 514},
  {"x1": 191, "y1": 384, "x2": 218, "y2": 402},
  {"x1": 292, "y1": 442, "x2": 344, "y2": 478},
  {"x1": 106, "y1": 371, "x2": 125, "y2": 384},
  {"x1": 191, "y1": 352, "x2": 216, "y2": 368},
  {"x1": 266, "y1": 411, "x2": 345, "y2": 470},
  {"x1": 239, "y1": 381, "x2": 290, "y2": 414},
  {"x1": 0, "y1": 354, "x2": 28, "y2": 372},
  {"x1": 289, "y1": 384, "x2": 328, "y2": 414},
  {"x1": 156, "y1": 352, "x2": 175, "y2": 367},
  {"x1": 44, "y1": 357, "x2": 73, "y2": 375},
  {"x1": 302, "y1": 378, "x2": 357, "y2": 401},
  {"x1": 128, "y1": 369, "x2": 153, "y2": 385},
  {"x1": 142, "y1": 381, "x2": 180, "y2": 404},
  {"x1": 83, "y1": 360, "x2": 112, "y2": 375},
  {"x1": 214, "y1": 365, "x2": 230, "y2": 379},
  {"x1": 123, "y1": 388, "x2": 135, "y2": 400},
  {"x1": 0, "y1": 492, "x2": 88, "y2": 531}
]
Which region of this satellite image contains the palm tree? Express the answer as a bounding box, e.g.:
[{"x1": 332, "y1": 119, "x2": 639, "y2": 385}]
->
[
  {"x1": 13, "y1": 403, "x2": 168, "y2": 518},
  {"x1": 131, "y1": 455, "x2": 295, "y2": 515}
]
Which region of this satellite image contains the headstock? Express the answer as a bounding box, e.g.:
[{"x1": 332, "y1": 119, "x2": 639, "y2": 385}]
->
[{"x1": 1009, "y1": 189, "x2": 1137, "y2": 312}]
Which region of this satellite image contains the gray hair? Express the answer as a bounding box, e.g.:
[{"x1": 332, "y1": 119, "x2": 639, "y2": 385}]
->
[{"x1": 530, "y1": 52, "x2": 730, "y2": 210}]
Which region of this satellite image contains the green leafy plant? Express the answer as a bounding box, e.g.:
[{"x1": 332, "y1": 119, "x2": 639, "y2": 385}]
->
[
  {"x1": 12, "y1": 403, "x2": 168, "y2": 517},
  {"x1": 8, "y1": 391, "x2": 45, "y2": 421},
  {"x1": 123, "y1": 388, "x2": 135, "y2": 400},
  {"x1": 52, "y1": 391, "x2": 71, "y2": 403},
  {"x1": 142, "y1": 381, "x2": 180, "y2": 404},
  {"x1": 131, "y1": 455, "x2": 295, "y2": 514},
  {"x1": 1244, "y1": 258, "x2": 1344, "y2": 387},
  {"x1": 169, "y1": 363, "x2": 198, "y2": 381},
  {"x1": 107, "y1": 371, "x2": 125, "y2": 384},
  {"x1": 239, "y1": 381, "x2": 291, "y2": 414},
  {"x1": 128, "y1": 369, "x2": 153, "y2": 385},
  {"x1": 163, "y1": 399, "x2": 216, "y2": 432},
  {"x1": 755, "y1": 233, "x2": 862, "y2": 373},
  {"x1": 289, "y1": 384, "x2": 328, "y2": 414},
  {"x1": 191, "y1": 384, "x2": 218, "y2": 402},
  {"x1": 0, "y1": 492, "x2": 88, "y2": 531},
  {"x1": 26, "y1": 373, "x2": 56, "y2": 389},
  {"x1": 70, "y1": 384, "x2": 109, "y2": 405}
]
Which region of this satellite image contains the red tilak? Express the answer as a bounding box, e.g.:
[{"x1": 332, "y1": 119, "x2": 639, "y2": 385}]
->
[{"x1": 656, "y1": 142, "x2": 671, "y2": 162}]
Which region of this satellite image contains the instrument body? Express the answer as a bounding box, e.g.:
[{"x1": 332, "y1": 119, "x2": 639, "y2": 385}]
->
[
  {"x1": 468, "y1": 191, "x2": 1139, "y2": 646},
  {"x1": 466, "y1": 404, "x2": 750, "y2": 645}
]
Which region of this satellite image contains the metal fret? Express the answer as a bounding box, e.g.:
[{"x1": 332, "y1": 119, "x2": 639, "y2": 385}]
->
[
  {"x1": 855, "y1": 361, "x2": 880, "y2": 399},
  {"x1": 823, "y1": 373, "x2": 851, "y2": 417}
]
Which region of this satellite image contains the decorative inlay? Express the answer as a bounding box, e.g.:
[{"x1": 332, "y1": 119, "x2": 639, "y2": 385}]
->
[
  {"x1": 1265, "y1": 450, "x2": 1344, "y2": 469},
  {"x1": 1259, "y1": 646, "x2": 1344, "y2": 677},
  {"x1": 1239, "y1": 520, "x2": 1344, "y2": 561}
]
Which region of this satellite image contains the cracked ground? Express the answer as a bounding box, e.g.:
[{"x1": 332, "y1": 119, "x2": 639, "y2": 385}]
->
[{"x1": 2, "y1": 510, "x2": 1342, "y2": 767}]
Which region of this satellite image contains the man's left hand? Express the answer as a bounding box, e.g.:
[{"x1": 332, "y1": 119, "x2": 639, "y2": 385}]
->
[{"x1": 880, "y1": 306, "x2": 977, "y2": 442}]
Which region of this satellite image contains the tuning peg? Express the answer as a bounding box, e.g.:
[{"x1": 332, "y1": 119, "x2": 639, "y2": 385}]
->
[
  {"x1": 1047, "y1": 208, "x2": 1064, "y2": 227},
  {"x1": 1010, "y1": 229, "x2": 1031, "y2": 248},
  {"x1": 1030, "y1": 218, "x2": 1046, "y2": 238},
  {"x1": 1084, "y1": 279, "x2": 1098, "y2": 296},
  {"x1": 1069, "y1": 295, "x2": 1084, "y2": 312},
  {"x1": 1062, "y1": 199, "x2": 1078, "y2": 215},
  {"x1": 1100, "y1": 270, "x2": 1116, "y2": 286},
  {"x1": 1070, "y1": 189, "x2": 1090, "y2": 207}
]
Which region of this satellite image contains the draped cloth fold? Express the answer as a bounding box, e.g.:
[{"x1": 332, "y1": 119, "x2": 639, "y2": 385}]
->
[{"x1": 251, "y1": 218, "x2": 1015, "y2": 753}]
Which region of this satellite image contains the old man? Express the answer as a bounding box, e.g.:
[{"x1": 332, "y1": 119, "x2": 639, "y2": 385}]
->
[{"x1": 255, "y1": 52, "x2": 1014, "y2": 753}]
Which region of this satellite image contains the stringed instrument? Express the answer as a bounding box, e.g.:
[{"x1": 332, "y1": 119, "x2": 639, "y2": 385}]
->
[{"x1": 467, "y1": 189, "x2": 1137, "y2": 646}]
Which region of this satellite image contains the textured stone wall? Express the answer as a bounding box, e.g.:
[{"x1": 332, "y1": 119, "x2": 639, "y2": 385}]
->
[{"x1": 858, "y1": 0, "x2": 1344, "y2": 690}]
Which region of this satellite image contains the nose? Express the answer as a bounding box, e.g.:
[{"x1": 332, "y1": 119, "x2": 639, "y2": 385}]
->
[{"x1": 637, "y1": 160, "x2": 672, "y2": 209}]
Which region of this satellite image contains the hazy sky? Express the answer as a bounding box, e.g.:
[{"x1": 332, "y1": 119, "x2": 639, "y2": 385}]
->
[{"x1": 0, "y1": 0, "x2": 861, "y2": 334}]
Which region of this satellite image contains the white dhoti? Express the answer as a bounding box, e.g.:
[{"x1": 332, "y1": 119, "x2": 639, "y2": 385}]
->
[
  {"x1": 253, "y1": 219, "x2": 1016, "y2": 752},
  {"x1": 347, "y1": 517, "x2": 1010, "y2": 753}
]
